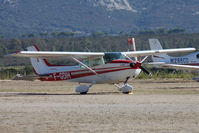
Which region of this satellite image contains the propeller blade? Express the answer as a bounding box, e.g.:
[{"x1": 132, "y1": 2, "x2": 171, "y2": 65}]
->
[{"x1": 139, "y1": 66, "x2": 152, "y2": 76}]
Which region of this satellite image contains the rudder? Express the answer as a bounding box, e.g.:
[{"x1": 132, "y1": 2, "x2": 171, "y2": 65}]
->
[
  {"x1": 149, "y1": 39, "x2": 170, "y2": 63},
  {"x1": 27, "y1": 45, "x2": 49, "y2": 75}
]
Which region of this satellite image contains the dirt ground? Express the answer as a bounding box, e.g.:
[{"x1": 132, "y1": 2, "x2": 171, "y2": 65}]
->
[{"x1": 0, "y1": 79, "x2": 199, "y2": 133}]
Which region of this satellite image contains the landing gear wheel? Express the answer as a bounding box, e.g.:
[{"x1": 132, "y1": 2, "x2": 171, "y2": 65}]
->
[
  {"x1": 116, "y1": 83, "x2": 134, "y2": 94},
  {"x1": 76, "y1": 85, "x2": 89, "y2": 94},
  {"x1": 80, "y1": 92, "x2": 88, "y2": 95},
  {"x1": 122, "y1": 91, "x2": 133, "y2": 95},
  {"x1": 76, "y1": 82, "x2": 95, "y2": 94}
]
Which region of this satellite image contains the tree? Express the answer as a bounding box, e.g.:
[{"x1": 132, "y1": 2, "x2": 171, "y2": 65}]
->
[
  {"x1": 21, "y1": 34, "x2": 26, "y2": 38},
  {"x1": 139, "y1": 30, "x2": 155, "y2": 35},
  {"x1": 11, "y1": 38, "x2": 22, "y2": 50},
  {"x1": 168, "y1": 28, "x2": 185, "y2": 34},
  {"x1": 51, "y1": 32, "x2": 59, "y2": 38},
  {"x1": 39, "y1": 32, "x2": 48, "y2": 38},
  {"x1": 57, "y1": 32, "x2": 75, "y2": 38},
  {"x1": 92, "y1": 32, "x2": 104, "y2": 37},
  {"x1": 0, "y1": 35, "x2": 5, "y2": 38},
  {"x1": 28, "y1": 33, "x2": 35, "y2": 38},
  {"x1": 156, "y1": 28, "x2": 168, "y2": 35}
]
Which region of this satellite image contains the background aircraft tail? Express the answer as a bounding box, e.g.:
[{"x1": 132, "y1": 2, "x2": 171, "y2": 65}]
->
[
  {"x1": 149, "y1": 39, "x2": 170, "y2": 63},
  {"x1": 27, "y1": 45, "x2": 49, "y2": 75}
]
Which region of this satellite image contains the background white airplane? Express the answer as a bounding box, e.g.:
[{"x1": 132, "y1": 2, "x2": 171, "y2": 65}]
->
[
  {"x1": 149, "y1": 38, "x2": 199, "y2": 80},
  {"x1": 8, "y1": 40, "x2": 195, "y2": 94}
]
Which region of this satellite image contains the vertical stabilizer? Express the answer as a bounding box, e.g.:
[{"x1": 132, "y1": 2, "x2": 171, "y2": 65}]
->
[
  {"x1": 27, "y1": 45, "x2": 49, "y2": 75},
  {"x1": 128, "y1": 38, "x2": 138, "y2": 61},
  {"x1": 149, "y1": 39, "x2": 170, "y2": 63}
]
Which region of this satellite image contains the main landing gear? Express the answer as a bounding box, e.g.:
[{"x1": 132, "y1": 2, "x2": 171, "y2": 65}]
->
[
  {"x1": 76, "y1": 82, "x2": 95, "y2": 94},
  {"x1": 115, "y1": 77, "x2": 134, "y2": 94},
  {"x1": 76, "y1": 77, "x2": 134, "y2": 95}
]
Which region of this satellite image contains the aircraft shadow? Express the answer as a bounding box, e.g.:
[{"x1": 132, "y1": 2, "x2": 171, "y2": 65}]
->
[
  {"x1": 169, "y1": 86, "x2": 199, "y2": 89},
  {"x1": 9, "y1": 91, "x2": 121, "y2": 96}
]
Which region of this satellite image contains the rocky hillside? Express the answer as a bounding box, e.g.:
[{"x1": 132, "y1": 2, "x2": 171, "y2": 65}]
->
[{"x1": 0, "y1": 0, "x2": 199, "y2": 37}]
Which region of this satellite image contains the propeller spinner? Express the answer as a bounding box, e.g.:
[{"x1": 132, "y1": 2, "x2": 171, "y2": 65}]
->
[{"x1": 130, "y1": 61, "x2": 152, "y2": 76}]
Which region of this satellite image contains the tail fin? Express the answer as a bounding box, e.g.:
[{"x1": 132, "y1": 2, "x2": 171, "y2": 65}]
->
[
  {"x1": 149, "y1": 39, "x2": 170, "y2": 63},
  {"x1": 128, "y1": 38, "x2": 139, "y2": 61},
  {"x1": 27, "y1": 45, "x2": 49, "y2": 75}
]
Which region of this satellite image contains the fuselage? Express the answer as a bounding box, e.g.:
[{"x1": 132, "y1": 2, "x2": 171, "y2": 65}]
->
[
  {"x1": 169, "y1": 52, "x2": 199, "y2": 65},
  {"x1": 39, "y1": 61, "x2": 141, "y2": 84},
  {"x1": 153, "y1": 51, "x2": 199, "y2": 66}
]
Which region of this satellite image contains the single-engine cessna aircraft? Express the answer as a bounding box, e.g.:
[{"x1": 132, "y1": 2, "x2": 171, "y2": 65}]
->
[
  {"x1": 149, "y1": 39, "x2": 199, "y2": 81},
  {"x1": 8, "y1": 40, "x2": 195, "y2": 94}
]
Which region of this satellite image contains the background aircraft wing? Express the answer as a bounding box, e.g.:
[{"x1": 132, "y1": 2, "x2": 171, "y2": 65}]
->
[
  {"x1": 149, "y1": 62, "x2": 199, "y2": 70},
  {"x1": 122, "y1": 48, "x2": 195, "y2": 57},
  {"x1": 158, "y1": 63, "x2": 199, "y2": 70},
  {"x1": 7, "y1": 51, "x2": 105, "y2": 59}
]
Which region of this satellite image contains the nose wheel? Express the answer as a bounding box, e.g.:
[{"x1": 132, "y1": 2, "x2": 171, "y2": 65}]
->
[{"x1": 115, "y1": 77, "x2": 134, "y2": 94}]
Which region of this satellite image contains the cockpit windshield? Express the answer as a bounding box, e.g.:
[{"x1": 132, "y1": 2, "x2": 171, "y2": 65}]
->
[{"x1": 103, "y1": 52, "x2": 125, "y2": 63}]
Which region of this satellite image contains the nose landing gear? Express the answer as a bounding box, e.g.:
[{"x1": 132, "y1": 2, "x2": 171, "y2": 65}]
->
[{"x1": 115, "y1": 77, "x2": 134, "y2": 94}]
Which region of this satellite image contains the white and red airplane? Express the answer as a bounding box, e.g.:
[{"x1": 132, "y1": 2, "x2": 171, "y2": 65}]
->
[
  {"x1": 149, "y1": 39, "x2": 199, "y2": 81},
  {"x1": 8, "y1": 39, "x2": 195, "y2": 94}
]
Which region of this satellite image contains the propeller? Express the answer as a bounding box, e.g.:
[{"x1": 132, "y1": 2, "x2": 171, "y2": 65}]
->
[
  {"x1": 139, "y1": 65, "x2": 152, "y2": 76},
  {"x1": 124, "y1": 54, "x2": 152, "y2": 76},
  {"x1": 129, "y1": 61, "x2": 152, "y2": 76}
]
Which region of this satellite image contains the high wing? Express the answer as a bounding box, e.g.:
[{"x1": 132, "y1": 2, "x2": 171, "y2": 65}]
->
[
  {"x1": 122, "y1": 48, "x2": 195, "y2": 57},
  {"x1": 8, "y1": 51, "x2": 105, "y2": 59},
  {"x1": 7, "y1": 47, "x2": 195, "y2": 59},
  {"x1": 158, "y1": 63, "x2": 199, "y2": 70}
]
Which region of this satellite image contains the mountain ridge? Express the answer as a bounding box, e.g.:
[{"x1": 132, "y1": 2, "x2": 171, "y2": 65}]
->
[{"x1": 0, "y1": 0, "x2": 199, "y2": 37}]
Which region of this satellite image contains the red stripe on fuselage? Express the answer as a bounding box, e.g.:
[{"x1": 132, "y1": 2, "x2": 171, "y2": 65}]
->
[
  {"x1": 39, "y1": 66, "x2": 140, "y2": 81},
  {"x1": 110, "y1": 60, "x2": 132, "y2": 63}
]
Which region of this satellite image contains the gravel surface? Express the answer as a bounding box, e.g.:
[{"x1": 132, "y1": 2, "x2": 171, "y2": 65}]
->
[{"x1": 0, "y1": 79, "x2": 199, "y2": 133}]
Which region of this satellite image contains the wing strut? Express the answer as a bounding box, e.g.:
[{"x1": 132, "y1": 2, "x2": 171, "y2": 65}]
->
[
  {"x1": 71, "y1": 56, "x2": 110, "y2": 82},
  {"x1": 71, "y1": 56, "x2": 98, "y2": 75}
]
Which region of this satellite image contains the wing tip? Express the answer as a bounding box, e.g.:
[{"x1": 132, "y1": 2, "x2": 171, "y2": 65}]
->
[{"x1": 5, "y1": 51, "x2": 22, "y2": 57}]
